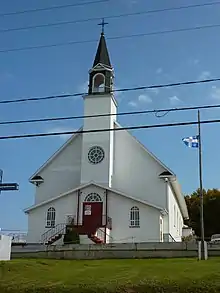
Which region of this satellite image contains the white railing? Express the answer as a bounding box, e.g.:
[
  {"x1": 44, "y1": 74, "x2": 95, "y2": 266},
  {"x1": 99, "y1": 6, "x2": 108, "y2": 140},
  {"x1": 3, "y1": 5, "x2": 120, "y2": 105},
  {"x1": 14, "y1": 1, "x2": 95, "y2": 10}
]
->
[
  {"x1": 41, "y1": 223, "x2": 66, "y2": 244},
  {"x1": 95, "y1": 228, "x2": 113, "y2": 243}
]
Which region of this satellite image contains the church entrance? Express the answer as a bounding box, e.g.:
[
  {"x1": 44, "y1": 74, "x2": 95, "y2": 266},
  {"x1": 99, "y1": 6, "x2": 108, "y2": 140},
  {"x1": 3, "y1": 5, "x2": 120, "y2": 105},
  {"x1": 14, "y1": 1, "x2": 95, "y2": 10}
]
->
[{"x1": 82, "y1": 193, "x2": 103, "y2": 230}]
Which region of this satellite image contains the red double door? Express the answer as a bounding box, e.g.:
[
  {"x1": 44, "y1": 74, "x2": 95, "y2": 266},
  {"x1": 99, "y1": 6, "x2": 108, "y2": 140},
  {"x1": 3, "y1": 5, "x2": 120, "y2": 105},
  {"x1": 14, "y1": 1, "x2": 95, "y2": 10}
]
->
[{"x1": 82, "y1": 202, "x2": 103, "y2": 230}]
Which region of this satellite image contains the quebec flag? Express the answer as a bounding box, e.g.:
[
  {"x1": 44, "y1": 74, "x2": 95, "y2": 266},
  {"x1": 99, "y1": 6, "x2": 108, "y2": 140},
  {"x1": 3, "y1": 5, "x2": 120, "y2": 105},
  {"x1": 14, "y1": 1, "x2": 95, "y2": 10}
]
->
[{"x1": 182, "y1": 135, "x2": 199, "y2": 148}]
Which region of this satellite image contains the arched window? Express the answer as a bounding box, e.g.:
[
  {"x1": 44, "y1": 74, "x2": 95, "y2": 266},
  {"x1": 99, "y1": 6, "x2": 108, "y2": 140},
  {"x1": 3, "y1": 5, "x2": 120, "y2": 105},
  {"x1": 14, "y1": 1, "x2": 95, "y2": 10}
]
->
[
  {"x1": 93, "y1": 73, "x2": 105, "y2": 93},
  {"x1": 130, "y1": 206, "x2": 140, "y2": 227},
  {"x1": 46, "y1": 207, "x2": 56, "y2": 227},
  {"x1": 84, "y1": 193, "x2": 102, "y2": 202}
]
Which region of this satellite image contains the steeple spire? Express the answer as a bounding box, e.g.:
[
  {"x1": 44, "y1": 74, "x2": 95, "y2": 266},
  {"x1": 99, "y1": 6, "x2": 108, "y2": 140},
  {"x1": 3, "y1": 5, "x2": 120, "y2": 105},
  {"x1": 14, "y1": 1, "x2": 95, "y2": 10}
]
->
[
  {"x1": 88, "y1": 21, "x2": 114, "y2": 95},
  {"x1": 93, "y1": 19, "x2": 111, "y2": 68}
]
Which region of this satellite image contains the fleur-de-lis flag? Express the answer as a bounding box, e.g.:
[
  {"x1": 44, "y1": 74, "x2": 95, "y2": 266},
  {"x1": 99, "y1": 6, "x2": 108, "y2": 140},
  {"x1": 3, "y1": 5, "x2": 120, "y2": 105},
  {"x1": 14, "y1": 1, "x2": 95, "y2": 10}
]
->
[{"x1": 182, "y1": 135, "x2": 199, "y2": 148}]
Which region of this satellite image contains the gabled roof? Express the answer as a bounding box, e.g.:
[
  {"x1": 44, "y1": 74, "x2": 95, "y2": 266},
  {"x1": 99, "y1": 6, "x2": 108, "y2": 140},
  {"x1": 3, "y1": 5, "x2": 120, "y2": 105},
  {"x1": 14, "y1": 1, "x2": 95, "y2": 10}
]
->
[
  {"x1": 114, "y1": 121, "x2": 188, "y2": 220},
  {"x1": 93, "y1": 33, "x2": 111, "y2": 68},
  {"x1": 114, "y1": 121, "x2": 175, "y2": 176},
  {"x1": 29, "y1": 127, "x2": 82, "y2": 183},
  {"x1": 24, "y1": 182, "x2": 165, "y2": 213}
]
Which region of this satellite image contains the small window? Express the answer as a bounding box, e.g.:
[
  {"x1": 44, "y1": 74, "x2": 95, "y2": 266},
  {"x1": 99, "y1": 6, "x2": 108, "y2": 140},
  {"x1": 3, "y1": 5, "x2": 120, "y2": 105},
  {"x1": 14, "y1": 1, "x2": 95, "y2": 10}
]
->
[
  {"x1": 46, "y1": 207, "x2": 56, "y2": 228},
  {"x1": 93, "y1": 73, "x2": 105, "y2": 93},
  {"x1": 130, "y1": 206, "x2": 140, "y2": 227}
]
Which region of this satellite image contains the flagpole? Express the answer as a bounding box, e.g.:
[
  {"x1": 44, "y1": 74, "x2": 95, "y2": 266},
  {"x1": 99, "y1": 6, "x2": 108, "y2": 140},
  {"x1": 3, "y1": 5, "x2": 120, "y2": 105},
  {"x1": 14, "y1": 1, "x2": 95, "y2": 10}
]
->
[{"x1": 198, "y1": 110, "x2": 205, "y2": 260}]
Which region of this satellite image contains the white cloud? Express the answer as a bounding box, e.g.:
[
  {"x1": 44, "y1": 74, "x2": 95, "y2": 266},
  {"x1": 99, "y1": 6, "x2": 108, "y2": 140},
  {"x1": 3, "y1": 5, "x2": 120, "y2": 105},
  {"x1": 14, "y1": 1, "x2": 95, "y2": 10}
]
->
[
  {"x1": 169, "y1": 96, "x2": 181, "y2": 105},
  {"x1": 128, "y1": 93, "x2": 152, "y2": 108},
  {"x1": 156, "y1": 68, "x2": 163, "y2": 74},
  {"x1": 148, "y1": 88, "x2": 159, "y2": 95},
  {"x1": 211, "y1": 86, "x2": 220, "y2": 100},
  {"x1": 198, "y1": 71, "x2": 211, "y2": 80},
  {"x1": 138, "y1": 94, "x2": 152, "y2": 103},
  {"x1": 47, "y1": 127, "x2": 76, "y2": 140},
  {"x1": 128, "y1": 101, "x2": 138, "y2": 107}
]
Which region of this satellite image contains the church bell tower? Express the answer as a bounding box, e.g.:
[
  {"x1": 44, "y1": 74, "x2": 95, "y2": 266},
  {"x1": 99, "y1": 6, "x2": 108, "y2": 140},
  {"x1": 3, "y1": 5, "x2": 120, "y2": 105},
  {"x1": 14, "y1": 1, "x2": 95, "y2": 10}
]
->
[{"x1": 80, "y1": 23, "x2": 117, "y2": 187}]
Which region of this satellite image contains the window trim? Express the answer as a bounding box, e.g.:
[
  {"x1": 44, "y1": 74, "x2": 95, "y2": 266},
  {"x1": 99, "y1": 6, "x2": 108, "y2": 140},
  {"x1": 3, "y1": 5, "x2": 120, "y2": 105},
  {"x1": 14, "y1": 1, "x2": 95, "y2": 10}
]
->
[
  {"x1": 88, "y1": 146, "x2": 105, "y2": 165},
  {"x1": 129, "y1": 206, "x2": 140, "y2": 228},
  {"x1": 46, "y1": 207, "x2": 56, "y2": 228},
  {"x1": 84, "y1": 193, "x2": 102, "y2": 202}
]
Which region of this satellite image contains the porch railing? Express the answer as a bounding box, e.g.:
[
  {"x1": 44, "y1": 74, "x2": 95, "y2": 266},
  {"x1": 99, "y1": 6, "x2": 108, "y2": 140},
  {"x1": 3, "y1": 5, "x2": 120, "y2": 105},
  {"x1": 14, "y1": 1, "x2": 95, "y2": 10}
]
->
[
  {"x1": 41, "y1": 223, "x2": 66, "y2": 244},
  {"x1": 95, "y1": 227, "x2": 113, "y2": 243}
]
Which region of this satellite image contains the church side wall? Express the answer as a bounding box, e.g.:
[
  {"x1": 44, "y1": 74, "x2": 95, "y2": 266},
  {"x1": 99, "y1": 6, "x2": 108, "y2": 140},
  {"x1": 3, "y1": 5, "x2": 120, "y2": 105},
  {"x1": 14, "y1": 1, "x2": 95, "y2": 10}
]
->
[
  {"x1": 167, "y1": 184, "x2": 183, "y2": 242},
  {"x1": 112, "y1": 129, "x2": 167, "y2": 209},
  {"x1": 27, "y1": 192, "x2": 77, "y2": 243},
  {"x1": 34, "y1": 134, "x2": 82, "y2": 205},
  {"x1": 108, "y1": 191, "x2": 160, "y2": 243}
]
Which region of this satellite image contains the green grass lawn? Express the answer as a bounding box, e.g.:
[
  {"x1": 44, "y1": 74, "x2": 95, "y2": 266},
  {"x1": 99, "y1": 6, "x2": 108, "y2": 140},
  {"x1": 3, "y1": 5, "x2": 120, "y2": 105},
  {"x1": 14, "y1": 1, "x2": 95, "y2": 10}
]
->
[{"x1": 1, "y1": 258, "x2": 220, "y2": 292}]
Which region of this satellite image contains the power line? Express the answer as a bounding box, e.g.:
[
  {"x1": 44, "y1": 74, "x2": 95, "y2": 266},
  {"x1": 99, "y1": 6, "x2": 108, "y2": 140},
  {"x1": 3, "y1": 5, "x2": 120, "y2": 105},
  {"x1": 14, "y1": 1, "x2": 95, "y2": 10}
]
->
[
  {"x1": 1, "y1": 23, "x2": 220, "y2": 53},
  {"x1": 0, "y1": 0, "x2": 108, "y2": 17},
  {"x1": 0, "y1": 77, "x2": 219, "y2": 105},
  {"x1": 0, "y1": 118, "x2": 220, "y2": 141},
  {"x1": 1, "y1": 103, "x2": 220, "y2": 126},
  {"x1": 1, "y1": 1, "x2": 220, "y2": 34}
]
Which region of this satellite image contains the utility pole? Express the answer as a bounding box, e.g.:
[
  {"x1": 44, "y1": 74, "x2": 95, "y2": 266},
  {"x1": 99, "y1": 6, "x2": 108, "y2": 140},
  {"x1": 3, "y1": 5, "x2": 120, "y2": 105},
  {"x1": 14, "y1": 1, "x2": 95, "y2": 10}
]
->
[{"x1": 198, "y1": 111, "x2": 205, "y2": 260}]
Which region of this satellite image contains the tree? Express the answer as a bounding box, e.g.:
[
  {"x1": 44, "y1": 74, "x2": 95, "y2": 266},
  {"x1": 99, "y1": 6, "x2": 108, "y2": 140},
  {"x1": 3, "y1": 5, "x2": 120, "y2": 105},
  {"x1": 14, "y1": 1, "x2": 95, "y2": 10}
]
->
[{"x1": 185, "y1": 188, "x2": 220, "y2": 240}]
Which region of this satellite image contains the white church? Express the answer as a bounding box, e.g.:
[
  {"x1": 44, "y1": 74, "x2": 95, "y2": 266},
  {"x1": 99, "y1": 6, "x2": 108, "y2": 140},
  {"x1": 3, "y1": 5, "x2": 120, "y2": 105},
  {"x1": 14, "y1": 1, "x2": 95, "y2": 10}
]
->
[{"x1": 24, "y1": 31, "x2": 189, "y2": 245}]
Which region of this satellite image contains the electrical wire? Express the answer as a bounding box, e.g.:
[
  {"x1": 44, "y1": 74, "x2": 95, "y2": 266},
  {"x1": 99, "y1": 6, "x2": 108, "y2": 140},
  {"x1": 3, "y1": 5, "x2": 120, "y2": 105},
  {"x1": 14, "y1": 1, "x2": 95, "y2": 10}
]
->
[
  {"x1": 0, "y1": 0, "x2": 108, "y2": 17},
  {"x1": 1, "y1": 1, "x2": 220, "y2": 34},
  {"x1": 0, "y1": 77, "x2": 219, "y2": 105},
  {"x1": 0, "y1": 103, "x2": 220, "y2": 126},
  {"x1": 1, "y1": 23, "x2": 220, "y2": 53},
  {"x1": 0, "y1": 118, "x2": 220, "y2": 141}
]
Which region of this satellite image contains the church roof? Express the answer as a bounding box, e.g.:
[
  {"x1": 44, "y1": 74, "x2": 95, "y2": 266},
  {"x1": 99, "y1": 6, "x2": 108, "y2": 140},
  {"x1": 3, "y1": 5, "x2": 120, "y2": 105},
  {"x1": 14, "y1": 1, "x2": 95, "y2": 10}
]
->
[
  {"x1": 29, "y1": 127, "x2": 83, "y2": 182},
  {"x1": 114, "y1": 121, "x2": 189, "y2": 220},
  {"x1": 24, "y1": 182, "x2": 165, "y2": 213},
  {"x1": 93, "y1": 33, "x2": 111, "y2": 68}
]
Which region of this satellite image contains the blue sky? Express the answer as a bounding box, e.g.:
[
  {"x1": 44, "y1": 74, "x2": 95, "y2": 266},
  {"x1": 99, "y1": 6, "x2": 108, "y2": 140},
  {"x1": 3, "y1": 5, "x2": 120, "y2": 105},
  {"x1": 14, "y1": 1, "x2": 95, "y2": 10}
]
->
[{"x1": 0, "y1": 0, "x2": 220, "y2": 231}]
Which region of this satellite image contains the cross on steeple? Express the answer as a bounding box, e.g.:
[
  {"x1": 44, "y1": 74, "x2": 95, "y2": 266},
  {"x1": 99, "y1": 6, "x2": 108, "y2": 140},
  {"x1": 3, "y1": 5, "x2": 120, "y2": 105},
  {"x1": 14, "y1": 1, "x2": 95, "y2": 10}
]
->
[{"x1": 98, "y1": 18, "x2": 108, "y2": 35}]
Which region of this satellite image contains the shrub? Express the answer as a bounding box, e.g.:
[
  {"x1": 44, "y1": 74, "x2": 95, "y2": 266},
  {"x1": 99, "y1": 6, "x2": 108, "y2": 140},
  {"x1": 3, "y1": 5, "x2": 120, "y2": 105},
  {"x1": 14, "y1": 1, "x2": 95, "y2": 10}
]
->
[{"x1": 63, "y1": 226, "x2": 80, "y2": 245}]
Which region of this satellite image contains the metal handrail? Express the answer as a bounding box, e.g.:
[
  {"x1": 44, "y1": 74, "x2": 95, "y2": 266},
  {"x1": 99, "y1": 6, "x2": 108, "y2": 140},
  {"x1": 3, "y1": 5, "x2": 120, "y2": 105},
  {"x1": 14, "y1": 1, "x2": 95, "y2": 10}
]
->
[
  {"x1": 168, "y1": 233, "x2": 176, "y2": 242},
  {"x1": 41, "y1": 223, "x2": 66, "y2": 243},
  {"x1": 95, "y1": 227, "x2": 114, "y2": 243}
]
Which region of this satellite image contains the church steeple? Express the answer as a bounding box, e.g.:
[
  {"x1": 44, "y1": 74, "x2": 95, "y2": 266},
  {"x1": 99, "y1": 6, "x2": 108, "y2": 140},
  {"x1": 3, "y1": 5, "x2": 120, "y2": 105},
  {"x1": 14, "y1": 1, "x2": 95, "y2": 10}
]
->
[
  {"x1": 81, "y1": 21, "x2": 117, "y2": 187},
  {"x1": 88, "y1": 20, "x2": 114, "y2": 95},
  {"x1": 93, "y1": 32, "x2": 111, "y2": 68}
]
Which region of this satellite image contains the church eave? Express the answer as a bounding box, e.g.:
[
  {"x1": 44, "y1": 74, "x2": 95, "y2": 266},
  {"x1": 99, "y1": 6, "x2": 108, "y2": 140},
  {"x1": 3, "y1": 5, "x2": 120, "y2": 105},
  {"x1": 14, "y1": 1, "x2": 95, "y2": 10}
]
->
[
  {"x1": 168, "y1": 179, "x2": 189, "y2": 220},
  {"x1": 24, "y1": 182, "x2": 164, "y2": 213}
]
